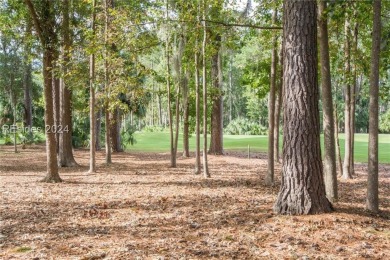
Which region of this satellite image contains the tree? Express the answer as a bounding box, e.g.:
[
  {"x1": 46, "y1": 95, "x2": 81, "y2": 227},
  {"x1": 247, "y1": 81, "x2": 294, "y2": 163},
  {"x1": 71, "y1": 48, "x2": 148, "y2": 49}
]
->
[
  {"x1": 274, "y1": 0, "x2": 332, "y2": 215},
  {"x1": 104, "y1": 0, "x2": 112, "y2": 164},
  {"x1": 318, "y1": 0, "x2": 338, "y2": 202},
  {"x1": 265, "y1": 7, "x2": 278, "y2": 186},
  {"x1": 25, "y1": 0, "x2": 62, "y2": 182},
  {"x1": 59, "y1": 0, "x2": 78, "y2": 167},
  {"x1": 342, "y1": 9, "x2": 353, "y2": 179},
  {"x1": 202, "y1": 1, "x2": 210, "y2": 178},
  {"x1": 367, "y1": 0, "x2": 381, "y2": 213},
  {"x1": 89, "y1": 0, "x2": 97, "y2": 173}
]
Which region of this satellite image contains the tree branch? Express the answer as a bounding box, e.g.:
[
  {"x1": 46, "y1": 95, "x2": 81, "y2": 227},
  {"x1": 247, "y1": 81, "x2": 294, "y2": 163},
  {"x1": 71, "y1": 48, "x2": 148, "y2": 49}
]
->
[{"x1": 24, "y1": 0, "x2": 44, "y2": 44}]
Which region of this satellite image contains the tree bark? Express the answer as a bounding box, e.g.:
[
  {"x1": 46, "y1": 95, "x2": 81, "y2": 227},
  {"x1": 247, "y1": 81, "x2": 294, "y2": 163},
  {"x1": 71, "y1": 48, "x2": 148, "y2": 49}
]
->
[
  {"x1": 182, "y1": 70, "x2": 190, "y2": 158},
  {"x1": 202, "y1": 3, "x2": 210, "y2": 178},
  {"x1": 194, "y1": 48, "x2": 201, "y2": 175},
  {"x1": 23, "y1": 59, "x2": 33, "y2": 137},
  {"x1": 104, "y1": 0, "x2": 112, "y2": 164},
  {"x1": 96, "y1": 108, "x2": 102, "y2": 151},
  {"x1": 274, "y1": 49, "x2": 282, "y2": 163},
  {"x1": 342, "y1": 12, "x2": 353, "y2": 179},
  {"x1": 318, "y1": 0, "x2": 338, "y2": 202},
  {"x1": 274, "y1": 1, "x2": 332, "y2": 215},
  {"x1": 59, "y1": 0, "x2": 77, "y2": 167},
  {"x1": 24, "y1": 0, "x2": 62, "y2": 182},
  {"x1": 265, "y1": 8, "x2": 278, "y2": 186},
  {"x1": 367, "y1": 0, "x2": 381, "y2": 213},
  {"x1": 209, "y1": 35, "x2": 223, "y2": 155},
  {"x1": 110, "y1": 108, "x2": 123, "y2": 152},
  {"x1": 89, "y1": 0, "x2": 97, "y2": 173},
  {"x1": 52, "y1": 54, "x2": 60, "y2": 155}
]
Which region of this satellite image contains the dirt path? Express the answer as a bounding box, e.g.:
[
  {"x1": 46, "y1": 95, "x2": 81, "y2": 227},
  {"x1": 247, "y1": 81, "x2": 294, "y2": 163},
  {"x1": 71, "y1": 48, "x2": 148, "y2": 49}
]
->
[{"x1": 0, "y1": 145, "x2": 389, "y2": 259}]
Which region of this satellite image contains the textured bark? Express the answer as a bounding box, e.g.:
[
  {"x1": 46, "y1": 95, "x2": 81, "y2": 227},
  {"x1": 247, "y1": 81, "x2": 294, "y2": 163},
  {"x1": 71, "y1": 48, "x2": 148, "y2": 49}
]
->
[
  {"x1": 104, "y1": 0, "x2": 112, "y2": 164},
  {"x1": 350, "y1": 19, "x2": 358, "y2": 176},
  {"x1": 274, "y1": 1, "x2": 332, "y2": 215},
  {"x1": 23, "y1": 59, "x2": 33, "y2": 134},
  {"x1": 342, "y1": 13, "x2": 353, "y2": 179},
  {"x1": 367, "y1": 0, "x2": 381, "y2": 213},
  {"x1": 59, "y1": 0, "x2": 77, "y2": 167},
  {"x1": 110, "y1": 108, "x2": 123, "y2": 152},
  {"x1": 318, "y1": 1, "x2": 338, "y2": 202},
  {"x1": 182, "y1": 70, "x2": 190, "y2": 158},
  {"x1": 274, "y1": 48, "x2": 283, "y2": 163},
  {"x1": 165, "y1": 0, "x2": 175, "y2": 168},
  {"x1": 52, "y1": 58, "x2": 60, "y2": 154},
  {"x1": 89, "y1": 0, "x2": 97, "y2": 173},
  {"x1": 209, "y1": 35, "x2": 223, "y2": 155},
  {"x1": 265, "y1": 8, "x2": 278, "y2": 186},
  {"x1": 96, "y1": 109, "x2": 102, "y2": 151},
  {"x1": 334, "y1": 108, "x2": 343, "y2": 176},
  {"x1": 202, "y1": 6, "x2": 210, "y2": 178},
  {"x1": 194, "y1": 50, "x2": 201, "y2": 175},
  {"x1": 25, "y1": 0, "x2": 62, "y2": 182},
  {"x1": 105, "y1": 108, "x2": 111, "y2": 163}
]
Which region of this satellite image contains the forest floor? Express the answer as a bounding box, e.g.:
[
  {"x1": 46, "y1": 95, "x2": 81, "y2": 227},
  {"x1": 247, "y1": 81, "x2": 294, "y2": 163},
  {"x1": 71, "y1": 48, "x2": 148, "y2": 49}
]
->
[{"x1": 0, "y1": 144, "x2": 389, "y2": 259}]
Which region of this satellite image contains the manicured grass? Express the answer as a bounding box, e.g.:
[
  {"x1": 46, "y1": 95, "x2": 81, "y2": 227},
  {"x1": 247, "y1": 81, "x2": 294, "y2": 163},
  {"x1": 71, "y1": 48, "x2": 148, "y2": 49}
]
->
[{"x1": 126, "y1": 132, "x2": 390, "y2": 164}]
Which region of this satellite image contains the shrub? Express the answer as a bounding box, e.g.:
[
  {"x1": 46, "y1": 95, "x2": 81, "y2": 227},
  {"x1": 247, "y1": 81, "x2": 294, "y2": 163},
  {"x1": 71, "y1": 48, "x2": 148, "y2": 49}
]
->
[{"x1": 224, "y1": 118, "x2": 268, "y2": 135}]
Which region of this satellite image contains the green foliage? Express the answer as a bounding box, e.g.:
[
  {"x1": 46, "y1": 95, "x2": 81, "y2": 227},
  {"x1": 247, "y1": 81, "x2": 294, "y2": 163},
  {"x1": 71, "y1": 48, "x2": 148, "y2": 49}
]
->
[
  {"x1": 142, "y1": 125, "x2": 166, "y2": 133},
  {"x1": 224, "y1": 118, "x2": 267, "y2": 135},
  {"x1": 380, "y1": 109, "x2": 390, "y2": 133},
  {"x1": 121, "y1": 126, "x2": 137, "y2": 147}
]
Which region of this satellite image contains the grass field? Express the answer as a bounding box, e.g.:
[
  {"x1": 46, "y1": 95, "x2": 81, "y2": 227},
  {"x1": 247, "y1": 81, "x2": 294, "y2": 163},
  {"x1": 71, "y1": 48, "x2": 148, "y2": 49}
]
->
[{"x1": 126, "y1": 132, "x2": 390, "y2": 164}]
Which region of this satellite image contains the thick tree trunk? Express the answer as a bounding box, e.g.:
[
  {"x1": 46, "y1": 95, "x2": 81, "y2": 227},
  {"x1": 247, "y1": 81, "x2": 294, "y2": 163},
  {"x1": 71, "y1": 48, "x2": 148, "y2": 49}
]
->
[
  {"x1": 209, "y1": 35, "x2": 223, "y2": 155},
  {"x1": 318, "y1": 0, "x2": 338, "y2": 202},
  {"x1": 110, "y1": 108, "x2": 122, "y2": 152},
  {"x1": 342, "y1": 13, "x2": 353, "y2": 179},
  {"x1": 274, "y1": 1, "x2": 332, "y2": 215},
  {"x1": 42, "y1": 49, "x2": 62, "y2": 182},
  {"x1": 52, "y1": 58, "x2": 60, "y2": 154},
  {"x1": 59, "y1": 0, "x2": 77, "y2": 167},
  {"x1": 265, "y1": 8, "x2": 278, "y2": 186},
  {"x1": 367, "y1": 0, "x2": 381, "y2": 213}
]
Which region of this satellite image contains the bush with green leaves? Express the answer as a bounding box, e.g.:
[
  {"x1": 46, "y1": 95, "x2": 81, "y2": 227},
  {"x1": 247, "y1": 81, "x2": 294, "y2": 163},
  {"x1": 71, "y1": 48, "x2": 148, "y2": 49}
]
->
[
  {"x1": 121, "y1": 126, "x2": 137, "y2": 148},
  {"x1": 224, "y1": 118, "x2": 268, "y2": 135},
  {"x1": 379, "y1": 109, "x2": 390, "y2": 133}
]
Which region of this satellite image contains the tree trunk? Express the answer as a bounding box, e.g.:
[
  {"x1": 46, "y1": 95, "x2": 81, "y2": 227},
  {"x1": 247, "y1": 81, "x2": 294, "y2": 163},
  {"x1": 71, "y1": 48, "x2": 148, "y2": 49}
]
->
[
  {"x1": 96, "y1": 108, "x2": 102, "y2": 151},
  {"x1": 209, "y1": 35, "x2": 223, "y2": 155},
  {"x1": 89, "y1": 0, "x2": 97, "y2": 173},
  {"x1": 110, "y1": 108, "x2": 122, "y2": 152},
  {"x1": 318, "y1": 0, "x2": 338, "y2": 203},
  {"x1": 334, "y1": 107, "x2": 343, "y2": 176},
  {"x1": 194, "y1": 48, "x2": 201, "y2": 175},
  {"x1": 24, "y1": 0, "x2": 62, "y2": 182},
  {"x1": 202, "y1": 4, "x2": 210, "y2": 178},
  {"x1": 274, "y1": 49, "x2": 282, "y2": 163},
  {"x1": 59, "y1": 0, "x2": 77, "y2": 167},
  {"x1": 52, "y1": 57, "x2": 60, "y2": 155},
  {"x1": 23, "y1": 58, "x2": 33, "y2": 138},
  {"x1": 104, "y1": 0, "x2": 112, "y2": 164},
  {"x1": 182, "y1": 70, "x2": 190, "y2": 158},
  {"x1": 265, "y1": 8, "x2": 278, "y2": 186},
  {"x1": 274, "y1": 1, "x2": 332, "y2": 215},
  {"x1": 42, "y1": 49, "x2": 62, "y2": 182},
  {"x1": 165, "y1": 0, "x2": 175, "y2": 168},
  {"x1": 350, "y1": 19, "x2": 358, "y2": 176},
  {"x1": 342, "y1": 12, "x2": 353, "y2": 179},
  {"x1": 367, "y1": 0, "x2": 381, "y2": 213},
  {"x1": 105, "y1": 108, "x2": 111, "y2": 163}
]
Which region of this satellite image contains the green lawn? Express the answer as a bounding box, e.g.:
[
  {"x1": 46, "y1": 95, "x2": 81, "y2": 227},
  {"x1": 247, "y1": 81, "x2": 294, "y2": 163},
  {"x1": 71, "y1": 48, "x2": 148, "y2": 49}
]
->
[{"x1": 126, "y1": 132, "x2": 390, "y2": 164}]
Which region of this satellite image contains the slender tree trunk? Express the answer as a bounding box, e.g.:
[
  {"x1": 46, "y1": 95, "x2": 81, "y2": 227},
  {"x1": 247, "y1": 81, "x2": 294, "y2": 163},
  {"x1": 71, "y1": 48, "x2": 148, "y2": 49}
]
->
[
  {"x1": 182, "y1": 70, "x2": 190, "y2": 158},
  {"x1": 342, "y1": 12, "x2": 353, "y2": 179},
  {"x1": 209, "y1": 35, "x2": 223, "y2": 155},
  {"x1": 228, "y1": 54, "x2": 233, "y2": 124},
  {"x1": 165, "y1": 0, "x2": 175, "y2": 168},
  {"x1": 96, "y1": 108, "x2": 102, "y2": 151},
  {"x1": 367, "y1": 0, "x2": 381, "y2": 213},
  {"x1": 89, "y1": 0, "x2": 97, "y2": 173},
  {"x1": 202, "y1": 3, "x2": 210, "y2": 178},
  {"x1": 265, "y1": 8, "x2": 278, "y2": 186},
  {"x1": 59, "y1": 0, "x2": 77, "y2": 167},
  {"x1": 334, "y1": 107, "x2": 343, "y2": 176},
  {"x1": 23, "y1": 58, "x2": 33, "y2": 139},
  {"x1": 52, "y1": 54, "x2": 60, "y2": 155},
  {"x1": 318, "y1": 0, "x2": 338, "y2": 202},
  {"x1": 104, "y1": 0, "x2": 112, "y2": 164},
  {"x1": 274, "y1": 1, "x2": 332, "y2": 215},
  {"x1": 274, "y1": 48, "x2": 282, "y2": 163},
  {"x1": 350, "y1": 19, "x2": 358, "y2": 176},
  {"x1": 194, "y1": 49, "x2": 201, "y2": 174}
]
